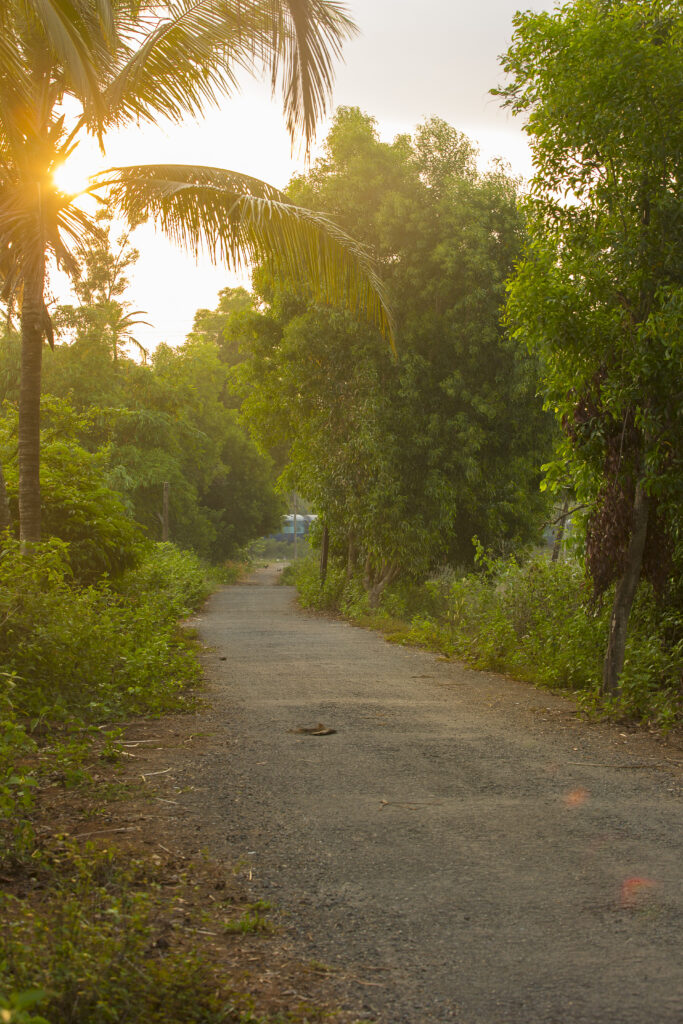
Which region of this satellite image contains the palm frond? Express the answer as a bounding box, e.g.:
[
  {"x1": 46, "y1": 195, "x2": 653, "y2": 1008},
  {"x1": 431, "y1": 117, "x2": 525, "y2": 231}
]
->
[
  {"x1": 104, "y1": 1, "x2": 356, "y2": 150},
  {"x1": 9, "y1": 0, "x2": 118, "y2": 107},
  {"x1": 95, "y1": 163, "x2": 395, "y2": 345},
  {"x1": 265, "y1": 0, "x2": 358, "y2": 153}
]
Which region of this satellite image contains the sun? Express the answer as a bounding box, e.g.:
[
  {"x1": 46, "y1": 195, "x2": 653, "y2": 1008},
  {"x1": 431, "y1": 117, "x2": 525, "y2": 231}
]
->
[{"x1": 52, "y1": 151, "x2": 96, "y2": 195}]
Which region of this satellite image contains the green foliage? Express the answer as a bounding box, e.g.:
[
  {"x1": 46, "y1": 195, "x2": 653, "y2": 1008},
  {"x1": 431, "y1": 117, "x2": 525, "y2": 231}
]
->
[
  {"x1": 411, "y1": 556, "x2": 682, "y2": 727},
  {"x1": 0, "y1": 844, "x2": 241, "y2": 1024},
  {"x1": 0, "y1": 539, "x2": 211, "y2": 723},
  {"x1": 498, "y1": 0, "x2": 683, "y2": 688},
  {"x1": 289, "y1": 556, "x2": 354, "y2": 613},
  {"x1": 0, "y1": 990, "x2": 49, "y2": 1024},
  {"x1": 34, "y1": 325, "x2": 281, "y2": 564},
  {"x1": 0, "y1": 401, "x2": 145, "y2": 583},
  {"x1": 240, "y1": 108, "x2": 552, "y2": 594},
  {"x1": 0, "y1": 683, "x2": 37, "y2": 820}
]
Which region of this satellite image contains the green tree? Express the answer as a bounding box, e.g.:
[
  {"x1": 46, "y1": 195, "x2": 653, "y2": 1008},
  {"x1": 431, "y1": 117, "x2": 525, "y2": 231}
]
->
[
  {"x1": 241, "y1": 109, "x2": 551, "y2": 600},
  {"x1": 0, "y1": 0, "x2": 393, "y2": 545},
  {"x1": 0, "y1": 398, "x2": 144, "y2": 581},
  {"x1": 497, "y1": 0, "x2": 682, "y2": 696},
  {"x1": 54, "y1": 210, "x2": 150, "y2": 362}
]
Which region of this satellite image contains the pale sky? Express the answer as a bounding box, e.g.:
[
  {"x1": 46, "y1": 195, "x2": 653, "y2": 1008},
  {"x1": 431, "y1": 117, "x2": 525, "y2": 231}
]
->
[{"x1": 53, "y1": 0, "x2": 554, "y2": 350}]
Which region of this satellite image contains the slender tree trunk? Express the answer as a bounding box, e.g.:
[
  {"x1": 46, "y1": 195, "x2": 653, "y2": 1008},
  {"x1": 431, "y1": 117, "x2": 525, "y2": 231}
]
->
[
  {"x1": 319, "y1": 524, "x2": 329, "y2": 584},
  {"x1": 346, "y1": 535, "x2": 356, "y2": 580},
  {"x1": 161, "y1": 481, "x2": 170, "y2": 541},
  {"x1": 0, "y1": 460, "x2": 11, "y2": 531},
  {"x1": 602, "y1": 481, "x2": 649, "y2": 698},
  {"x1": 18, "y1": 265, "x2": 46, "y2": 545},
  {"x1": 551, "y1": 494, "x2": 570, "y2": 562},
  {"x1": 363, "y1": 558, "x2": 400, "y2": 609}
]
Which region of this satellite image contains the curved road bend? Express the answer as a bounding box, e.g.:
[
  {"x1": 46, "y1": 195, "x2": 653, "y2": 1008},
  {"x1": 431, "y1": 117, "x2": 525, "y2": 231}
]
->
[{"x1": 189, "y1": 567, "x2": 682, "y2": 1024}]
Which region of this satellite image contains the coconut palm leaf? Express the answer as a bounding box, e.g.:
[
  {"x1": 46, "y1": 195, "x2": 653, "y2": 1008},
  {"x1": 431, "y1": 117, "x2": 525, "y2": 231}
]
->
[
  {"x1": 104, "y1": 1, "x2": 356, "y2": 150},
  {"x1": 95, "y1": 163, "x2": 395, "y2": 344},
  {"x1": 1, "y1": 0, "x2": 118, "y2": 106}
]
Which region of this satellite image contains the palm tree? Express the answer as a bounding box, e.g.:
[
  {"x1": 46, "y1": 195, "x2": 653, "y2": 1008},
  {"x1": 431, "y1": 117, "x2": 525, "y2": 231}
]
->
[{"x1": 0, "y1": 0, "x2": 393, "y2": 543}]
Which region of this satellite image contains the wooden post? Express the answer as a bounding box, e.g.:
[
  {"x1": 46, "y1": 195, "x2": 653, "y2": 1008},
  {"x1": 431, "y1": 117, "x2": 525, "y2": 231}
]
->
[
  {"x1": 162, "y1": 481, "x2": 170, "y2": 541},
  {"x1": 320, "y1": 524, "x2": 329, "y2": 584}
]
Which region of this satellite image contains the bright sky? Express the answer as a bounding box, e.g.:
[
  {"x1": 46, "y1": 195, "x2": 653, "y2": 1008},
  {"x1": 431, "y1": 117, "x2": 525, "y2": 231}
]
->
[{"x1": 53, "y1": 0, "x2": 554, "y2": 350}]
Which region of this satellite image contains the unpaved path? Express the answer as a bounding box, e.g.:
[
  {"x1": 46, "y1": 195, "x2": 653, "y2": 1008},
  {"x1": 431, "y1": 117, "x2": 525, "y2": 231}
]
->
[{"x1": 183, "y1": 567, "x2": 682, "y2": 1023}]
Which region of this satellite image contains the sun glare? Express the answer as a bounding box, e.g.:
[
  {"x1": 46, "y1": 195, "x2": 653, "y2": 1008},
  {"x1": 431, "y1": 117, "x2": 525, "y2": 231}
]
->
[{"x1": 52, "y1": 156, "x2": 94, "y2": 196}]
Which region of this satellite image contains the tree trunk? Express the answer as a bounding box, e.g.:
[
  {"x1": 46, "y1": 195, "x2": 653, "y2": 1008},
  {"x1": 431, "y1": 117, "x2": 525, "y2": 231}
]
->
[
  {"x1": 363, "y1": 558, "x2": 400, "y2": 609},
  {"x1": 601, "y1": 481, "x2": 649, "y2": 698},
  {"x1": 346, "y1": 535, "x2": 357, "y2": 579},
  {"x1": 19, "y1": 266, "x2": 46, "y2": 545},
  {"x1": 551, "y1": 494, "x2": 570, "y2": 562},
  {"x1": 0, "y1": 459, "x2": 11, "y2": 531},
  {"x1": 319, "y1": 524, "x2": 329, "y2": 584},
  {"x1": 161, "y1": 481, "x2": 170, "y2": 541}
]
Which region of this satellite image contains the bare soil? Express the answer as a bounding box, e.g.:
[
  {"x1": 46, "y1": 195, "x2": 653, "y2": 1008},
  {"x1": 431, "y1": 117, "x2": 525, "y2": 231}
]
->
[{"x1": 27, "y1": 566, "x2": 683, "y2": 1022}]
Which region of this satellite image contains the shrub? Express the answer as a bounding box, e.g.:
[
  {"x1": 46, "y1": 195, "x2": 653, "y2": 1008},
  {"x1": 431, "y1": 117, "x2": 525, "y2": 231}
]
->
[
  {"x1": 427, "y1": 554, "x2": 682, "y2": 726},
  {"x1": 0, "y1": 539, "x2": 212, "y2": 723}
]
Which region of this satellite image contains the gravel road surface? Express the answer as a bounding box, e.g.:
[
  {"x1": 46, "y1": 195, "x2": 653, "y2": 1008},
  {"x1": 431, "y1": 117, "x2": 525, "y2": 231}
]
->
[{"x1": 187, "y1": 568, "x2": 683, "y2": 1023}]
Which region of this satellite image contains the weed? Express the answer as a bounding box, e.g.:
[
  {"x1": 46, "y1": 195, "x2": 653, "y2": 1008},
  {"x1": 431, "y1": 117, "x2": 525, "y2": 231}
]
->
[{"x1": 224, "y1": 909, "x2": 274, "y2": 935}]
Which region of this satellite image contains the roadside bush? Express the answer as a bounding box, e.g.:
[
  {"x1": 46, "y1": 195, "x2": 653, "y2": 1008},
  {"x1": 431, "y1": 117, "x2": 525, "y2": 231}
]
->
[
  {"x1": 289, "y1": 554, "x2": 368, "y2": 615},
  {"x1": 0, "y1": 539, "x2": 211, "y2": 723},
  {"x1": 0, "y1": 684, "x2": 37, "y2": 821},
  {"x1": 412, "y1": 554, "x2": 682, "y2": 727},
  {"x1": 0, "y1": 404, "x2": 145, "y2": 583}
]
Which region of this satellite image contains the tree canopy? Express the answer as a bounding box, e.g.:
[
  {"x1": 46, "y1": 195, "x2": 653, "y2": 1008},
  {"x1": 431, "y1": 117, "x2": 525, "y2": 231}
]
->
[
  {"x1": 0, "y1": 0, "x2": 393, "y2": 543},
  {"x1": 239, "y1": 108, "x2": 552, "y2": 600},
  {"x1": 497, "y1": 0, "x2": 682, "y2": 694}
]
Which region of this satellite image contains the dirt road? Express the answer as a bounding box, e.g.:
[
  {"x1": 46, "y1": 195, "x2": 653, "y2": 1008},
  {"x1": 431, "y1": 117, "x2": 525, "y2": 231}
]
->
[{"x1": 186, "y1": 567, "x2": 682, "y2": 1023}]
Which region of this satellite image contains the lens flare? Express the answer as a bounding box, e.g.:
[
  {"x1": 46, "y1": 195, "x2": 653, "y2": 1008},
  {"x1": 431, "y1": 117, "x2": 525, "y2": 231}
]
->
[
  {"x1": 564, "y1": 786, "x2": 589, "y2": 807},
  {"x1": 620, "y1": 876, "x2": 655, "y2": 907}
]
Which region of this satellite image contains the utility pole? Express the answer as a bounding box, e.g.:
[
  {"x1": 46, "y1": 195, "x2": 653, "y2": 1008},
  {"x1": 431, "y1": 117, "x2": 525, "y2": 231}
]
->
[{"x1": 293, "y1": 492, "x2": 298, "y2": 561}]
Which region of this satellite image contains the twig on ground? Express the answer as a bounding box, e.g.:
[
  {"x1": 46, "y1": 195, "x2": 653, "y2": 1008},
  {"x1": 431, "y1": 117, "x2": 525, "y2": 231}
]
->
[
  {"x1": 72, "y1": 826, "x2": 141, "y2": 839},
  {"x1": 141, "y1": 767, "x2": 173, "y2": 780}
]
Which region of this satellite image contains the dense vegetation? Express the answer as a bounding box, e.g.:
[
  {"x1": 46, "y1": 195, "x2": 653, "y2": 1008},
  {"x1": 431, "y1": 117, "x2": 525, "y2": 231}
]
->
[
  {"x1": 251, "y1": 1, "x2": 682, "y2": 726},
  {"x1": 239, "y1": 109, "x2": 553, "y2": 604},
  {"x1": 0, "y1": 223, "x2": 281, "y2": 565},
  {"x1": 499, "y1": 0, "x2": 682, "y2": 697}
]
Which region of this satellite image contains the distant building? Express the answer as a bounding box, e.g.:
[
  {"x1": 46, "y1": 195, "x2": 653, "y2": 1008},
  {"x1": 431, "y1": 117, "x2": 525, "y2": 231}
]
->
[{"x1": 269, "y1": 513, "x2": 317, "y2": 543}]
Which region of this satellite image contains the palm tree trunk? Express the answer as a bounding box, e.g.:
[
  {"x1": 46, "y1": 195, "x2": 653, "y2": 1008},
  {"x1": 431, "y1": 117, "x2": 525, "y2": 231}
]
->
[
  {"x1": 19, "y1": 265, "x2": 46, "y2": 544},
  {"x1": 601, "y1": 480, "x2": 649, "y2": 698}
]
